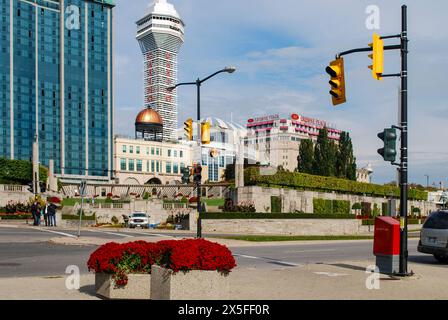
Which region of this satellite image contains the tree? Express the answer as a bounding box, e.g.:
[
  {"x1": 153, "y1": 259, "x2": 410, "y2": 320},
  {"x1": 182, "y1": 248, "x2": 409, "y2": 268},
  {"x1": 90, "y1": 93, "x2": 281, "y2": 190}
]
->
[
  {"x1": 297, "y1": 139, "x2": 314, "y2": 174},
  {"x1": 313, "y1": 127, "x2": 333, "y2": 176},
  {"x1": 337, "y1": 132, "x2": 357, "y2": 181}
]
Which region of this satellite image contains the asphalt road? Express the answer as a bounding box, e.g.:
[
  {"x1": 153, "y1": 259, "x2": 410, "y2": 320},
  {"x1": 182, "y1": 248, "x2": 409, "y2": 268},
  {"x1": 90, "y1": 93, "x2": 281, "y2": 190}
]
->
[{"x1": 0, "y1": 225, "x2": 444, "y2": 278}]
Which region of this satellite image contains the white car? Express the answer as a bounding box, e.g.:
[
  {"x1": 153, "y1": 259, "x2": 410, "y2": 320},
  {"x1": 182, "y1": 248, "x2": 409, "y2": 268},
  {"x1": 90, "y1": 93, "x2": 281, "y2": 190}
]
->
[{"x1": 129, "y1": 212, "x2": 150, "y2": 229}]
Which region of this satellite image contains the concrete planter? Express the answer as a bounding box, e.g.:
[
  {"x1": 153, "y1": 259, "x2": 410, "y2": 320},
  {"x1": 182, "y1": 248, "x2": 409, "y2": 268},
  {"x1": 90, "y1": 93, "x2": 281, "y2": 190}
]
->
[
  {"x1": 95, "y1": 273, "x2": 151, "y2": 300},
  {"x1": 150, "y1": 265, "x2": 231, "y2": 300}
]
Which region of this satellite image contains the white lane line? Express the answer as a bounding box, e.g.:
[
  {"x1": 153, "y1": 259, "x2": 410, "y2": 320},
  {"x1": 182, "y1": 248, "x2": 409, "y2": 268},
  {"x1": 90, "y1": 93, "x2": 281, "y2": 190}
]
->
[
  {"x1": 233, "y1": 254, "x2": 300, "y2": 267},
  {"x1": 314, "y1": 272, "x2": 349, "y2": 277},
  {"x1": 31, "y1": 227, "x2": 77, "y2": 238},
  {"x1": 121, "y1": 231, "x2": 177, "y2": 238},
  {"x1": 84, "y1": 230, "x2": 135, "y2": 238},
  {"x1": 284, "y1": 249, "x2": 337, "y2": 254}
]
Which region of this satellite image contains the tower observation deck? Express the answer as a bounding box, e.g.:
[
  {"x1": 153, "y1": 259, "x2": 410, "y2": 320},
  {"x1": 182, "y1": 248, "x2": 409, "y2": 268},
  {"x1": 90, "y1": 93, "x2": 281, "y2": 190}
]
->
[{"x1": 136, "y1": 0, "x2": 185, "y2": 141}]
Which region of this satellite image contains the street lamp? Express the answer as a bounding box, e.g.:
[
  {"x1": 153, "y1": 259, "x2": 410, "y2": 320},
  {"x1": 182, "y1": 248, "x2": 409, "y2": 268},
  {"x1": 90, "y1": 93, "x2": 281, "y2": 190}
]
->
[{"x1": 167, "y1": 67, "x2": 236, "y2": 238}]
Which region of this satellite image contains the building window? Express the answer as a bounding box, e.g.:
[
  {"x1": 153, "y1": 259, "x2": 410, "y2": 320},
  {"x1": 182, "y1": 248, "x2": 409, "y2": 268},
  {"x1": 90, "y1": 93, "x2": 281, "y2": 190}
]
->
[
  {"x1": 156, "y1": 148, "x2": 160, "y2": 156},
  {"x1": 129, "y1": 146, "x2": 134, "y2": 154},
  {"x1": 151, "y1": 147, "x2": 155, "y2": 155},
  {"x1": 136, "y1": 146, "x2": 140, "y2": 154},
  {"x1": 151, "y1": 160, "x2": 155, "y2": 173},
  {"x1": 137, "y1": 159, "x2": 142, "y2": 172},
  {"x1": 174, "y1": 150, "x2": 177, "y2": 157},
  {"x1": 166, "y1": 162, "x2": 172, "y2": 174},
  {"x1": 120, "y1": 159, "x2": 126, "y2": 171},
  {"x1": 122, "y1": 145, "x2": 126, "y2": 153},
  {"x1": 168, "y1": 149, "x2": 172, "y2": 157},
  {"x1": 146, "y1": 147, "x2": 149, "y2": 155},
  {"x1": 173, "y1": 163, "x2": 179, "y2": 174},
  {"x1": 129, "y1": 159, "x2": 135, "y2": 171},
  {"x1": 180, "y1": 150, "x2": 183, "y2": 158},
  {"x1": 219, "y1": 156, "x2": 225, "y2": 168},
  {"x1": 156, "y1": 161, "x2": 160, "y2": 173}
]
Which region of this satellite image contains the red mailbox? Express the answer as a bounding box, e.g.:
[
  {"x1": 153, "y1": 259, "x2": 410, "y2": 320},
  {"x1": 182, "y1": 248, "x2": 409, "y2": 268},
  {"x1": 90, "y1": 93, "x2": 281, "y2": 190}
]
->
[{"x1": 373, "y1": 217, "x2": 400, "y2": 274}]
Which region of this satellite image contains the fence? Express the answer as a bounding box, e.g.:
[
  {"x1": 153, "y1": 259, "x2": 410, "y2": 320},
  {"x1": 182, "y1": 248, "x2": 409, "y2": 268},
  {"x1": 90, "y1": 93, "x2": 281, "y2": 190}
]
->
[
  {"x1": 61, "y1": 183, "x2": 231, "y2": 201},
  {"x1": 2, "y1": 185, "x2": 26, "y2": 192}
]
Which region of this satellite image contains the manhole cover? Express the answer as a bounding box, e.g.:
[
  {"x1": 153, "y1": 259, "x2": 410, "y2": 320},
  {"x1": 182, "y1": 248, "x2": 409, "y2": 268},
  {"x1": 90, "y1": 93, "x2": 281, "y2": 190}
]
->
[{"x1": 0, "y1": 263, "x2": 21, "y2": 267}]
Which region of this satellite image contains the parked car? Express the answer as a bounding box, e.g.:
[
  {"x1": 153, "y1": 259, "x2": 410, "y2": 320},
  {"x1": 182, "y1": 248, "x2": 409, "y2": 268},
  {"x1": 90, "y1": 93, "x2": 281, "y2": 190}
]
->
[
  {"x1": 418, "y1": 210, "x2": 448, "y2": 263},
  {"x1": 128, "y1": 212, "x2": 150, "y2": 229}
]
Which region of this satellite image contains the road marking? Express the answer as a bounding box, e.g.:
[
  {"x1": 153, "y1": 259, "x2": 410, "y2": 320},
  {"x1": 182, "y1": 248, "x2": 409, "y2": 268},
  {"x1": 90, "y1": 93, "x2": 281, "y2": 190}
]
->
[
  {"x1": 84, "y1": 230, "x2": 135, "y2": 238},
  {"x1": 126, "y1": 231, "x2": 176, "y2": 238},
  {"x1": 233, "y1": 254, "x2": 300, "y2": 267},
  {"x1": 31, "y1": 227, "x2": 77, "y2": 238},
  {"x1": 314, "y1": 272, "x2": 349, "y2": 277},
  {"x1": 284, "y1": 249, "x2": 337, "y2": 254}
]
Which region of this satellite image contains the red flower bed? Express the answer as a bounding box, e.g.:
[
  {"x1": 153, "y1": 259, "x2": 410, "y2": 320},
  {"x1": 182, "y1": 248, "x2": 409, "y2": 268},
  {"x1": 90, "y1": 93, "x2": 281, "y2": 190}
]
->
[{"x1": 87, "y1": 239, "x2": 236, "y2": 287}]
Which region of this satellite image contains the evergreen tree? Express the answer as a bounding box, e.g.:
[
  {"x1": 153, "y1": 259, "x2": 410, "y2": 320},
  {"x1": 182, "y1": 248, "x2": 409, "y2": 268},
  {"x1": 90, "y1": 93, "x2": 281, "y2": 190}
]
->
[
  {"x1": 313, "y1": 127, "x2": 332, "y2": 176},
  {"x1": 297, "y1": 139, "x2": 314, "y2": 174},
  {"x1": 328, "y1": 140, "x2": 338, "y2": 177},
  {"x1": 338, "y1": 131, "x2": 357, "y2": 181}
]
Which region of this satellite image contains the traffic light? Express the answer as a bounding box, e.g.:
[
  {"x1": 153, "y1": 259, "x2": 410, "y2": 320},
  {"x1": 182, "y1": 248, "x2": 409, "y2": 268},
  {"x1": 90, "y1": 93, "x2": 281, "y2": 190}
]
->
[
  {"x1": 326, "y1": 57, "x2": 346, "y2": 106},
  {"x1": 201, "y1": 122, "x2": 211, "y2": 145},
  {"x1": 377, "y1": 128, "x2": 397, "y2": 162},
  {"x1": 184, "y1": 118, "x2": 193, "y2": 141},
  {"x1": 193, "y1": 164, "x2": 202, "y2": 183},
  {"x1": 368, "y1": 33, "x2": 384, "y2": 80}
]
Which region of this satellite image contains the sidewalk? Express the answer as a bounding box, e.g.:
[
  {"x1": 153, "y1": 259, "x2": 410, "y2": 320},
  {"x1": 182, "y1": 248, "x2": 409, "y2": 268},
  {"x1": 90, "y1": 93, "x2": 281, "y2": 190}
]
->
[{"x1": 1, "y1": 259, "x2": 446, "y2": 300}]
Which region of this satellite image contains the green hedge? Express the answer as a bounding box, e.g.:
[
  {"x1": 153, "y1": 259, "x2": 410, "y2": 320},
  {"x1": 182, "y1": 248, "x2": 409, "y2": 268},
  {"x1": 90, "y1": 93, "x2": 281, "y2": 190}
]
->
[
  {"x1": 62, "y1": 214, "x2": 96, "y2": 221},
  {"x1": 0, "y1": 214, "x2": 32, "y2": 220},
  {"x1": 362, "y1": 218, "x2": 423, "y2": 226},
  {"x1": 0, "y1": 158, "x2": 47, "y2": 185},
  {"x1": 245, "y1": 167, "x2": 427, "y2": 201},
  {"x1": 202, "y1": 212, "x2": 356, "y2": 220},
  {"x1": 313, "y1": 199, "x2": 350, "y2": 215}
]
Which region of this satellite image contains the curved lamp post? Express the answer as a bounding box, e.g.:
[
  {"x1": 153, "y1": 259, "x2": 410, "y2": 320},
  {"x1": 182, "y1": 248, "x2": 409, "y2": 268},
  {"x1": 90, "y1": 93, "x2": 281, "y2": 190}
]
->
[{"x1": 167, "y1": 67, "x2": 236, "y2": 238}]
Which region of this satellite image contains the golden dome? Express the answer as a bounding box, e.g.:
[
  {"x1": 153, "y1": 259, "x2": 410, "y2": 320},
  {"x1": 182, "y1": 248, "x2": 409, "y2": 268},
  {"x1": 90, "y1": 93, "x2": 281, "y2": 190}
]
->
[{"x1": 135, "y1": 108, "x2": 163, "y2": 125}]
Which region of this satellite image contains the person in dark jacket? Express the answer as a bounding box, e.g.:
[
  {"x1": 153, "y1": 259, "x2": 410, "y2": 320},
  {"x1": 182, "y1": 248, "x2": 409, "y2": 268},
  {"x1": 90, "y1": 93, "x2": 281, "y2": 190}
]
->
[
  {"x1": 48, "y1": 203, "x2": 57, "y2": 227},
  {"x1": 31, "y1": 201, "x2": 40, "y2": 226}
]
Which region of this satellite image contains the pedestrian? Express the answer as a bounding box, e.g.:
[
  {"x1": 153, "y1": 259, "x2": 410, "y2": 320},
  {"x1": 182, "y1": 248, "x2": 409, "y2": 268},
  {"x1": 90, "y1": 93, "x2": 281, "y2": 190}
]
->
[
  {"x1": 48, "y1": 203, "x2": 57, "y2": 227},
  {"x1": 43, "y1": 202, "x2": 49, "y2": 227},
  {"x1": 31, "y1": 200, "x2": 40, "y2": 226}
]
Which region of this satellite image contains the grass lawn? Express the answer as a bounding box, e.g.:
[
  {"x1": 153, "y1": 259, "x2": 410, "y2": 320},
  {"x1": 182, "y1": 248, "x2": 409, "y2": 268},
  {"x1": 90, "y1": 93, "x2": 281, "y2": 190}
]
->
[
  {"x1": 213, "y1": 235, "x2": 375, "y2": 242},
  {"x1": 213, "y1": 234, "x2": 420, "y2": 242},
  {"x1": 203, "y1": 198, "x2": 225, "y2": 206}
]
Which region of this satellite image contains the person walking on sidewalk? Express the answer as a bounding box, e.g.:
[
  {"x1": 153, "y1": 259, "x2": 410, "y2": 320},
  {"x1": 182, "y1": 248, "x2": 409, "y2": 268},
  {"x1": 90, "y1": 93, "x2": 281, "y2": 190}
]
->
[
  {"x1": 31, "y1": 200, "x2": 40, "y2": 226},
  {"x1": 43, "y1": 202, "x2": 49, "y2": 227},
  {"x1": 48, "y1": 203, "x2": 57, "y2": 227}
]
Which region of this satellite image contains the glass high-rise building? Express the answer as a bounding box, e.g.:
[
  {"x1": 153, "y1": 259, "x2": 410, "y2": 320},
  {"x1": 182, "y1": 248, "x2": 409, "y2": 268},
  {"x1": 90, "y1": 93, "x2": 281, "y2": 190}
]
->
[
  {"x1": 136, "y1": 0, "x2": 184, "y2": 142},
  {"x1": 0, "y1": 0, "x2": 115, "y2": 182}
]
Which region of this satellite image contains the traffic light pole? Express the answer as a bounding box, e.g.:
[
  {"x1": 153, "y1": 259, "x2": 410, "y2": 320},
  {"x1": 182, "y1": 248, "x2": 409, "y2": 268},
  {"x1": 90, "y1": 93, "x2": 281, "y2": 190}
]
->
[
  {"x1": 196, "y1": 79, "x2": 203, "y2": 239},
  {"x1": 332, "y1": 5, "x2": 410, "y2": 276},
  {"x1": 398, "y1": 4, "x2": 409, "y2": 276}
]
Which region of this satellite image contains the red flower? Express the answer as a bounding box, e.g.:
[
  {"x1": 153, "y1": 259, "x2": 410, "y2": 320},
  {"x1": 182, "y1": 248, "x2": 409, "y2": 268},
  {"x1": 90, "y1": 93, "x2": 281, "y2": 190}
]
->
[{"x1": 87, "y1": 239, "x2": 236, "y2": 288}]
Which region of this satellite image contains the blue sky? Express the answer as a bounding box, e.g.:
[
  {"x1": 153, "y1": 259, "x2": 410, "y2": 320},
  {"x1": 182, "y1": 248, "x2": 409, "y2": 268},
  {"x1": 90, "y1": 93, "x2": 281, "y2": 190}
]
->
[{"x1": 114, "y1": 0, "x2": 448, "y2": 186}]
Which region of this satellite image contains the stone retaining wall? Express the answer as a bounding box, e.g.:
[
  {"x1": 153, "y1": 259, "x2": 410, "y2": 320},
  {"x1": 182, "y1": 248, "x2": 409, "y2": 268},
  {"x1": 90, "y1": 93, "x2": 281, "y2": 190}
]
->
[{"x1": 202, "y1": 219, "x2": 363, "y2": 236}]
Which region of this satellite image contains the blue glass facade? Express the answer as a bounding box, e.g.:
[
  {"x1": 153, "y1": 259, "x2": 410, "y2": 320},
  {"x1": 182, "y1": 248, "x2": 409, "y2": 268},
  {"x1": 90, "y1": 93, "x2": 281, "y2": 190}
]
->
[{"x1": 0, "y1": 0, "x2": 114, "y2": 180}]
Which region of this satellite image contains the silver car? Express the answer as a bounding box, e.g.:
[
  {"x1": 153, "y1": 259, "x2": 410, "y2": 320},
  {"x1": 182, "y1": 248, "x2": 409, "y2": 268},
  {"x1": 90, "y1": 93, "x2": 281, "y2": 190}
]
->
[{"x1": 418, "y1": 210, "x2": 448, "y2": 263}]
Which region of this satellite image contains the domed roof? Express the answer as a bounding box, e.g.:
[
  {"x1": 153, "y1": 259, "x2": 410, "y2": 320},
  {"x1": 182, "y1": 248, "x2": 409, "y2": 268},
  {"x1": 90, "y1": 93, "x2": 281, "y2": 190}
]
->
[{"x1": 135, "y1": 108, "x2": 163, "y2": 126}]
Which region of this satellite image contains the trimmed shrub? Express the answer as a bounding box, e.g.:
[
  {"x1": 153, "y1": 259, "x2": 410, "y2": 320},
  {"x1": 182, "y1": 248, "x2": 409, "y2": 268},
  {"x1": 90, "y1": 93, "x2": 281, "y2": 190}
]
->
[
  {"x1": 245, "y1": 167, "x2": 427, "y2": 201},
  {"x1": 271, "y1": 196, "x2": 282, "y2": 213},
  {"x1": 313, "y1": 199, "x2": 350, "y2": 215}
]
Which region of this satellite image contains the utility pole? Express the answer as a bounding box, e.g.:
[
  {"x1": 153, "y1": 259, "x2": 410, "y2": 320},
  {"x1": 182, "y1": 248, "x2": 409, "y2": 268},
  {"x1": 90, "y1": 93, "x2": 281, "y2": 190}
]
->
[{"x1": 326, "y1": 5, "x2": 410, "y2": 276}]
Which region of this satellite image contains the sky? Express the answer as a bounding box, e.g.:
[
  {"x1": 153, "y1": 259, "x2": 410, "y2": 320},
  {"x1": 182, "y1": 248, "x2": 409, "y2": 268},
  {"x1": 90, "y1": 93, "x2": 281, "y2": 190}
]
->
[{"x1": 113, "y1": 0, "x2": 448, "y2": 186}]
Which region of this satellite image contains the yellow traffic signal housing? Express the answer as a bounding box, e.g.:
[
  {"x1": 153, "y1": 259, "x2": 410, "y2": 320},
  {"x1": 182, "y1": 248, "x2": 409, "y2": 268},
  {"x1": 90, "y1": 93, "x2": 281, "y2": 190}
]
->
[
  {"x1": 184, "y1": 118, "x2": 193, "y2": 141},
  {"x1": 368, "y1": 33, "x2": 384, "y2": 80},
  {"x1": 326, "y1": 57, "x2": 346, "y2": 106},
  {"x1": 201, "y1": 121, "x2": 211, "y2": 145}
]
